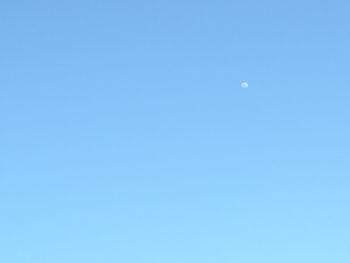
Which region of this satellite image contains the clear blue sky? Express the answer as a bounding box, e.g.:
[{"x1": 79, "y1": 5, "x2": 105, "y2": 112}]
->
[{"x1": 1, "y1": 1, "x2": 349, "y2": 262}]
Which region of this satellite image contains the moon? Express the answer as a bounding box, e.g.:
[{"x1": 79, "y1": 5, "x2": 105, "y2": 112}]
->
[{"x1": 241, "y1": 82, "x2": 248, "y2": 88}]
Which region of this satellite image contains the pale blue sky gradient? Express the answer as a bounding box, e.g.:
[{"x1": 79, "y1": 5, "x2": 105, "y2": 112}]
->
[{"x1": 1, "y1": 1, "x2": 350, "y2": 262}]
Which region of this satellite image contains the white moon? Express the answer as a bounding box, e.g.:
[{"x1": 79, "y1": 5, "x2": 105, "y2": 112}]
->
[{"x1": 241, "y1": 82, "x2": 248, "y2": 88}]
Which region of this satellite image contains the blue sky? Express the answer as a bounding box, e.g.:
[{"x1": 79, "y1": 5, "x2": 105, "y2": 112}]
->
[{"x1": 1, "y1": 1, "x2": 349, "y2": 262}]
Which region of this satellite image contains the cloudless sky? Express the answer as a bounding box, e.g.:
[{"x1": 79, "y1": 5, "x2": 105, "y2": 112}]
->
[{"x1": 1, "y1": 1, "x2": 350, "y2": 262}]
